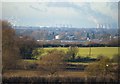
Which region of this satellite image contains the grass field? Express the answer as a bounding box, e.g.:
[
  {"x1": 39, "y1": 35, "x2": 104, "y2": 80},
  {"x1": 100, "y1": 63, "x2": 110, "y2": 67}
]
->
[{"x1": 42, "y1": 47, "x2": 119, "y2": 59}]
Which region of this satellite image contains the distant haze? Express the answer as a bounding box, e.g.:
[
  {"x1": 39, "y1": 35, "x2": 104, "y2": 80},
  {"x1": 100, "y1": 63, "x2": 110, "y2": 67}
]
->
[{"x1": 2, "y1": 2, "x2": 118, "y2": 28}]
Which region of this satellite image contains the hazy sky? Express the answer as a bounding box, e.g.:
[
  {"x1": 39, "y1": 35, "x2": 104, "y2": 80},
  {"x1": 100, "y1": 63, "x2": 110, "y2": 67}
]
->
[{"x1": 1, "y1": 1, "x2": 118, "y2": 28}]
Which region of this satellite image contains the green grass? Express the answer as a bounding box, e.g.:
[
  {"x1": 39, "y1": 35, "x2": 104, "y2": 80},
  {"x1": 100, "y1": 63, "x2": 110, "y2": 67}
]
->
[
  {"x1": 78, "y1": 47, "x2": 118, "y2": 58},
  {"x1": 42, "y1": 47, "x2": 118, "y2": 59}
]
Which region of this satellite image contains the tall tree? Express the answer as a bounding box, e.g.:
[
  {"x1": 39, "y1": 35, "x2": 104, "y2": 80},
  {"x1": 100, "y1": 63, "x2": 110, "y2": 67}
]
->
[{"x1": 2, "y1": 20, "x2": 20, "y2": 70}]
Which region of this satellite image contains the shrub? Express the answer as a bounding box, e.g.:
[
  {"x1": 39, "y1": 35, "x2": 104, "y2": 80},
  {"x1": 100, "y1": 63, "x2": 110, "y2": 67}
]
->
[
  {"x1": 85, "y1": 56, "x2": 114, "y2": 79},
  {"x1": 18, "y1": 61, "x2": 38, "y2": 70}
]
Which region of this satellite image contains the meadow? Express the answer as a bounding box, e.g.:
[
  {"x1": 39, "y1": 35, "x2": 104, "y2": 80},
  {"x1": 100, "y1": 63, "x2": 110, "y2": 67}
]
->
[
  {"x1": 3, "y1": 47, "x2": 119, "y2": 83},
  {"x1": 41, "y1": 47, "x2": 119, "y2": 59}
]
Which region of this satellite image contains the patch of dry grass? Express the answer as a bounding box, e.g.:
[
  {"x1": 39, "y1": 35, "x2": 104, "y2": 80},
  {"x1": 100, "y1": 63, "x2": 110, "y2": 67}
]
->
[
  {"x1": 3, "y1": 70, "x2": 87, "y2": 78},
  {"x1": 58, "y1": 71, "x2": 87, "y2": 77}
]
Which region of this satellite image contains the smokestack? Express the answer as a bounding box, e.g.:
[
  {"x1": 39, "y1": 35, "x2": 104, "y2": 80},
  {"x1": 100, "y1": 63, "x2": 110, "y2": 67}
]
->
[
  {"x1": 107, "y1": 24, "x2": 110, "y2": 29},
  {"x1": 101, "y1": 24, "x2": 103, "y2": 28},
  {"x1": 103, "y1": 24, "x2": 105, "y2": 29},
  {"x1": 97, "y1": 24, "x2": 99, "y2": 28}
]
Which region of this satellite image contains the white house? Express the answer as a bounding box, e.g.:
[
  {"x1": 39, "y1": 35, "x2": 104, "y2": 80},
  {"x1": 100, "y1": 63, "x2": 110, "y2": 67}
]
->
[{"x1": 55, "y1": 35, "x2": 60, "y2": 40}]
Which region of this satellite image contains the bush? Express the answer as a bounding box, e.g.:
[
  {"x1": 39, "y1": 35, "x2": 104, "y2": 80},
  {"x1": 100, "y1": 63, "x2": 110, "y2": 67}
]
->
[
  {"x1": 18, "y1": 61, "x2": 38, "y2": 70},
  {"x1": 111, "y1": 54, "x2": 120, "y2": 63},
  {"x1": 17, "y1": 36, "x2": 38, "y2": 59},
  {"x1": 32, "y1": 48, "x2": 44, "y2": 59},
  {"x1": 111, "y1": 54, "x2": 120, "y2": 81},
  {"x1": 2, "y1": 76, "x2": 117, "y2": 83},
  {"x1": 85, "y1": 56, "x2": 114, "y2": 79}
]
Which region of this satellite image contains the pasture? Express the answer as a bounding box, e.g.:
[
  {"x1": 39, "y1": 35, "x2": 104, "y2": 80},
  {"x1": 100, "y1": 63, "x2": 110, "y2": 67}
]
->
[
  {"x1": 3, "y1": 47, "x2": 119, "y2": 83},
  {"x1": 41, "y1": 47, "x2": 118, "y2": 59}
]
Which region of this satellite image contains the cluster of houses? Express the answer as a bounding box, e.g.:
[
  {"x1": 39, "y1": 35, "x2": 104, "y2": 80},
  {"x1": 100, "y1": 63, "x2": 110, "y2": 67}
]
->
[{"x1": 16, "y1": 26, "x2": 119, "y2": 44}]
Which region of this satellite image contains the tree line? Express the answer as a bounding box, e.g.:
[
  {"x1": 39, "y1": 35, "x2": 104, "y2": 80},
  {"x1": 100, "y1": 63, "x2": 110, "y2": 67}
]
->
[{"x1": 37, "y1": 40, "x2": 120, "y2": 47}]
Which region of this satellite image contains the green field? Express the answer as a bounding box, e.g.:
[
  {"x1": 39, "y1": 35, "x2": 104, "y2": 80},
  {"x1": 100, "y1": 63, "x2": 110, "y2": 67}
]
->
[{"x1": 42, "y1": 47, "x2": 119, "y2": 59}]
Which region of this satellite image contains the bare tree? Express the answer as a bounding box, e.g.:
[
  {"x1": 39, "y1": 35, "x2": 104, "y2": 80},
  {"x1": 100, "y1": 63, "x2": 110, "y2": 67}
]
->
[
  {"x1": 2, "y1": 20, "x2": 20, "y2": 71},
  {"x1": 67, "y1": 46, "x2": 79, "y2": 60},
  {"x1": 38, "y1": 49, "x2": 66, "y2": 76}
]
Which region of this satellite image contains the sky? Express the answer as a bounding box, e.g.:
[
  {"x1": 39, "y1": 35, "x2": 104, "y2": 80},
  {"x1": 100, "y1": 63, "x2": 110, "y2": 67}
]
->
[{"x1": 1, "y1": 0, "x2": 119, "y2": 28}]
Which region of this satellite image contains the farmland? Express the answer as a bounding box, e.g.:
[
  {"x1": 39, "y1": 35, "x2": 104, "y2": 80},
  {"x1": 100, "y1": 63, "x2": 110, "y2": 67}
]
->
[
  {"x1": 3, "y1": 30, "x2": 119, "y2": 83},
  {"x1": 40, "y1": 47, "x2": 118, "y2": 59},
  {"x1": 2, "y1": 20, "x2": 119, "y2": 83}
]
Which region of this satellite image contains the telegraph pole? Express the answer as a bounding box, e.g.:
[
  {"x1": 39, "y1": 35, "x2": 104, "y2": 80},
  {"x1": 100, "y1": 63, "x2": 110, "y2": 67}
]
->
[{"x1": 89, "y1": 39, "x2": 91, "y2": 57}]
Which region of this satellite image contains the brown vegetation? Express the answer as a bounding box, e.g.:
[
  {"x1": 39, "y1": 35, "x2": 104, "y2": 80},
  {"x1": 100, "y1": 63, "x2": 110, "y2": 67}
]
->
[
  {"x1": 38, "y1": 49, "x2": 66, "y2": 76},
  {"x1": 1, "y1": 20, "x2": 119, "y2": 83},
  {"x1": 16, "y1": 36, "x2": 37, "y2": 59},
  {"x1": 66, "y1": 46, "x2": 79, "y2": 60},
  {"x1": 85, "y1": 56, "x2": 115, "y2": 79},
  {"x1": 2, "y1": 20, "x2": 20, "y2": 71}
]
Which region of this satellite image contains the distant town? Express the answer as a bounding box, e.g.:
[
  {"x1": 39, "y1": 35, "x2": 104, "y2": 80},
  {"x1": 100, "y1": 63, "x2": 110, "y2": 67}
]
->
[{"x1": 14, "y1": 25, "x2": 119, "y2": 46}]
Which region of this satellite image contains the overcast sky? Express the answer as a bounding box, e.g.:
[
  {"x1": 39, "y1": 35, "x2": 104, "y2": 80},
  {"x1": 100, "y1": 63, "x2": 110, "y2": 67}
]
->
[{"x1": 1, "y1": 1, "x2": 118, "y2": 28}]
